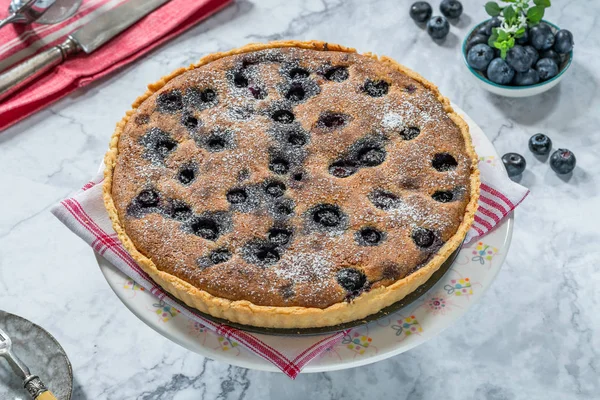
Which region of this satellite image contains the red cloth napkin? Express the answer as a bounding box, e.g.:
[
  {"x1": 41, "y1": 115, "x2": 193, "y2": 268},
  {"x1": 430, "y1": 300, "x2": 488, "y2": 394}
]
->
[{"x1": 0, "y1": 0, "x2": 232, "y2": 131}]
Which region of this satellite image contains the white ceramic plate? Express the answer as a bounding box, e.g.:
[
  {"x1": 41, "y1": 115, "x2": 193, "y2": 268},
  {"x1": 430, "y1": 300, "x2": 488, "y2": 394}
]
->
[{"x1": 96, "y1": 105, "x2": 513, "y2": 373}]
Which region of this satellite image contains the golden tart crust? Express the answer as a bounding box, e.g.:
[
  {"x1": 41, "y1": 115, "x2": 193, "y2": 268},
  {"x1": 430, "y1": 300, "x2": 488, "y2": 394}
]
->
[{"x1": 104, "y1": 41, "x2": 479, "y2": 328}]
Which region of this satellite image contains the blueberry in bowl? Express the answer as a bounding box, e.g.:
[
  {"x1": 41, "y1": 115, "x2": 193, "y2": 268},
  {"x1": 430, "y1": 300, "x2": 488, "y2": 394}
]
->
[
  {"x1": 506, "y1": 45, "x2": 534, "y2": 72},
  {"x1": 462, "y1": 20, "x2": 573, "y2": 98},
  {"x1": 466, "y1": 44, "x2": 494, "y2": 71},
  {"x1": 535, "y1": 58, "x2": 559, "y2": 81},
  {"x1": 486, "y1": 58, "x2": 515, "y2": 85}
]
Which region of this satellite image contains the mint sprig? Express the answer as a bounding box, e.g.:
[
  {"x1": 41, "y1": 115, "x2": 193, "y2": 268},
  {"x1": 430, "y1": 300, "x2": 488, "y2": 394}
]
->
[{"x1": 483, "y1": 0, "x2": 551, "y2": 58}]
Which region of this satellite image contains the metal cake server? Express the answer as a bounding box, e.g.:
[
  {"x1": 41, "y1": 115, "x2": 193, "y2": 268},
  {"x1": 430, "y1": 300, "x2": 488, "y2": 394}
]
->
[
  {"x1": 0, "y1": 326, "x2": 57, "y2": 400},
  {"x1": 0, "y1": 0, "x2": 170, "y2": 101}
]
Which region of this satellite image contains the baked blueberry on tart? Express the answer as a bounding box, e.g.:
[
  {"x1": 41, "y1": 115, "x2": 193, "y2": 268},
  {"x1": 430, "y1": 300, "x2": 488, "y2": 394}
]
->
[{"x1": 103, "y1": 41, "x2": 479, "y2": 329}]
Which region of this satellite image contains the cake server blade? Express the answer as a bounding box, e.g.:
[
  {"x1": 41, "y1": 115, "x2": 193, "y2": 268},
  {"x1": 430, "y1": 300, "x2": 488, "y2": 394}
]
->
[
  {"x1": 0, "y1": 0, "x2": 170, "y2": 101},
  {"x1": 70, "y1": 0, "x2": 170, "y2": 54}
]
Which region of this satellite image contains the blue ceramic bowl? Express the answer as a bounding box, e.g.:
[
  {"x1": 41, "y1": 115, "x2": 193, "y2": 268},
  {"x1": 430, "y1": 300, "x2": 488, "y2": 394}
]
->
[{"x1": 462, "y1": 19, "x2": 573, "y2": 97}]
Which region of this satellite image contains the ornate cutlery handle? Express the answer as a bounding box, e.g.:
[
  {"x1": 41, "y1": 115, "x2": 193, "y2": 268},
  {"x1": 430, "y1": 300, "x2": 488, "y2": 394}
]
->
[
  {"x1": 24, "y1": 375, "x2": 58, "y2": 400},
  {"x1": 0, "y1": 37, "x2": 80, "y2": 102}
]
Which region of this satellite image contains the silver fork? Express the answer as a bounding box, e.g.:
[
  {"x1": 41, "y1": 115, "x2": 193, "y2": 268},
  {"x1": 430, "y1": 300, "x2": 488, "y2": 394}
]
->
[{"x1": 0, "y1": 327, "x2": 57, "y2": 400}]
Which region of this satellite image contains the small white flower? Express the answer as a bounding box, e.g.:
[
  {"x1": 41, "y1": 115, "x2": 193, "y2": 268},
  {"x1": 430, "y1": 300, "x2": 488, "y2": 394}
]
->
[
  {"x1": 517, "y1": 14, "x2": 528, "y2": 29},
  {"x1": 514, "y1": 0, "x2": 530, "y2": 10}
]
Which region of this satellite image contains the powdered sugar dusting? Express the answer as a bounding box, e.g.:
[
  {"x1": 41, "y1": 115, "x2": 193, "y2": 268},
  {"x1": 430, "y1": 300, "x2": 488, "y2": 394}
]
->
[
  {"x1": 382, "y1": 112, "x2": 404, "y2": 129},
  {"x1": 276, "y1": 252, "x2": 334, "y2": 284}
]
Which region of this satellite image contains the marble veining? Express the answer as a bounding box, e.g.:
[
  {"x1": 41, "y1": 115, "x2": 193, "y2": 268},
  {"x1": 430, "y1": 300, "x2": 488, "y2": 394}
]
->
[{"x1": 0, "y1": 0, "x2": 599, "y2": 399}]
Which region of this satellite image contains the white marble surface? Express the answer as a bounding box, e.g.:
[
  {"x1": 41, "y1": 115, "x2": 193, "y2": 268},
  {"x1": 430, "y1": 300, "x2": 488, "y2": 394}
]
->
[{"x1": 1, "y1": 0, "x2": 599, "y2": 398}]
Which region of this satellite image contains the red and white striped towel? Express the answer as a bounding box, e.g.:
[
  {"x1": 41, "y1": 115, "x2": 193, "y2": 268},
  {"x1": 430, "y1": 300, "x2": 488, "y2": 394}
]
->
[
  {"x1": 0, "y1": 0, "x2": 232, "y2": 131},
  {"x1": 51, "y1": 150, "x2": 528, "y2": 378},
  {"x1": 464, "y1": 161, "x2": 529, "y2": 242}
]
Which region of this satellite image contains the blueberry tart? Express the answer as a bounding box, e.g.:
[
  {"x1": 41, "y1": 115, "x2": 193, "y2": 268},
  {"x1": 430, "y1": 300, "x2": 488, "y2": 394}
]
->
[{"x1": 104, "y1": 41, "x2": 480, "y2": 328}]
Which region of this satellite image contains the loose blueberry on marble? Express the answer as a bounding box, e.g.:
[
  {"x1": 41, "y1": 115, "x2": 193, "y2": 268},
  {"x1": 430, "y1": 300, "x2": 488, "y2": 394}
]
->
[
  {"x1": 399, "y1": 126, "x2": 420, "y2": 140},
  {"x1": 554, "y1": 29, "x2": 574, "y2": 54},
  {"x1": 411, "y1": 227, "x2": 435, "y2": 248},
  {"x1": 528, "y1": 133, "x2": 552, "y2": 155},
  {"x1": 324, "y1": 66, "x2": 349, "y2": 82},
  {"x1": 486, "y1": 58, "x2": 515, "y2": 85},
  {"x1": 409, "y1": 1, "x2": 432, "y2": 23},
  {"x1": 501, "y1": 153, "x2": 526, "y2": 177},
  {"x1": 524, "y1": 45, "x2": 540, "y2": 65},
  {"x1": 550, "y1": 149, "x2": 576, "y2": 174},
  {"x1": 466, "y1": 34, "x2": 489, "y2": 54},
  {"x1": 440, "y1": 0, "x2": 462, "y2": 19},
  {"x1": 363, "y1": 80, "x2": 389, "y2": 97},
  {"x1": 426, "y1": 16, "x2": 450, "y2": 40},
  {"x1": 432, "y1": 190, "x2": 454, "y2": 202},
  {"x1": 432, "y1": 153, "x2": 458, "y2": 171},
  {"x1": 336, "y1": 268, "x2": 367, "y2": 292},
  {"x1": 210, "y1": 249, "x2": 232, "y2": 265},
  {"x1": 539, "y1": 49, "x2": 561, "y2": 66},
  {"x1": 513, "y1": 68, "x2": 540, "y2": 86},
  {"x1": 467, "y1": 44, "x2": 494, "y2": 71},
  {"x1": 506, "y1": 45, "x2": 534, "y2": 72},
  {"x1": 536, "y1": 58, "x2": 559, "y2": 81},
  {"x1": 530, "y1": 23, "x2": 555, "y2": 50}
]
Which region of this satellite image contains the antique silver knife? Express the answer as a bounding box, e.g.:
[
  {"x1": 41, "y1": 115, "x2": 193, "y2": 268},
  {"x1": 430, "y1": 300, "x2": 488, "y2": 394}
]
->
[{"x1": 0, "y1": 0, "x2": 170, "y2": 101}]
